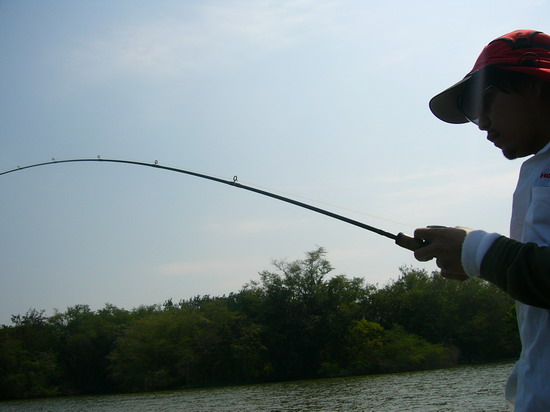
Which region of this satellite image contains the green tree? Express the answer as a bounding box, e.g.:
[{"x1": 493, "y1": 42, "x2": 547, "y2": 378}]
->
[
  {"x1": 51, "y1": 304, "x2": 129, "y2": 394},
  {"x1": 0, "y1": 309, "x2": 60, "y2": 399},
  {"x1": 364, "y1": 267, "x2": 519, "y2": 363},
  {"x1": 379, "y1": 325, "x2": 451, "y2": 373},
  {"x1": 238, "y1": 247, "x2": 336, "y2": 379},
  {"x1": 317, "y1": 275, "x2": 373, "y2": 376},
  {"x1": 346, "y1": 319, "x2": 384, "y2": 374},
  {"x1": 109, "y1": 308, "x2": 204, "y2": 392},
  {"x1": 109, "y1": 301, "x2": 266, "y2": 392}
]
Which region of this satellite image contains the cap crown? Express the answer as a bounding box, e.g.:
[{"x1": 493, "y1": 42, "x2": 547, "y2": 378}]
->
[{"x1": 469, "y1": 30, "x2": 550, "y2": 80}]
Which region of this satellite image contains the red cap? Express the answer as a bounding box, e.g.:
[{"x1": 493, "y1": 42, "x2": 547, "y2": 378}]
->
[{"x1": 429, "y1": 30, "x2": 550, "y2": 124}]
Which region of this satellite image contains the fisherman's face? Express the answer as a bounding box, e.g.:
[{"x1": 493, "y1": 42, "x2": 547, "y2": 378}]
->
[{"x1": 476, "y1": 83, "x2": 550, "y2": 159}]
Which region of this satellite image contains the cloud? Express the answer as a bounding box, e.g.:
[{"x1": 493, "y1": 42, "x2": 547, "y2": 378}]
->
[
  {"x1": 421, "y1": 173, "x2": 514, "y2": 202},
  {"x1": 367, "y1": 163, "x2": 518, "y2": 225},
  {"x1": 202, "y1": 217, "x2": 301, "y2": 235},
  {"x1": 377, "y1": 163, "x2": 517, "y2": 198},
  {"x1": 67, "y1": 0, "x2": 339, "y2": 80},
  {"x1": 157, "y1": 256, "x2": 266, "y2": 276}
]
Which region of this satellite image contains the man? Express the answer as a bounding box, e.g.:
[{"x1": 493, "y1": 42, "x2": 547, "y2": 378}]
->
[{"x1": 413, "y1": 30, "x2": 550, "y2": 411}]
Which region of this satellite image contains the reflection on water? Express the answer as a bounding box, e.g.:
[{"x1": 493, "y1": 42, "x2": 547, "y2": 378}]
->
[{"x1": 0, "y1": 361, "x2": 513, "y2": 412}]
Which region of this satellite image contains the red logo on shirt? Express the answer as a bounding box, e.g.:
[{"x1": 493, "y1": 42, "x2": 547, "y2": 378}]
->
[{"x1": 541, "y1": 172, "x2": 550, "y2": 178}]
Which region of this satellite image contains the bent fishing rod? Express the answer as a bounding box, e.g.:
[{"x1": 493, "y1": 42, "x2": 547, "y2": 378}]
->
[{"x1": 0, "y1": 157, "x2": 426, "y2": 251}]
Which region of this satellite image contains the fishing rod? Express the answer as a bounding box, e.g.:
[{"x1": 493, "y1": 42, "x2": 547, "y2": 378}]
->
[{"x1": 0, "y1": 157, "x2": 425, "y2": 251}]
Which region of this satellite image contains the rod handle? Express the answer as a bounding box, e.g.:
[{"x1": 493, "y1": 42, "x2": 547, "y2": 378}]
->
[{"x1": 395, "y1": 232, "x2": 427, "y2": 251}]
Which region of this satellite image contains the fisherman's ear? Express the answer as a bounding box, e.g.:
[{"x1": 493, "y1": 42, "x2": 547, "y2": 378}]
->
[
  {"x1": 533, "y1": 79, "x2": 550, "y2": 96},
  {"x1": 533, "y1": 80, "x2": 544, "y2": 96},
  {"x1": 536, "y1": 81, "x2": 550, "y2": 108},
  {"x1": 535, "y1": 82, "x2": 550, "y2": 118}
]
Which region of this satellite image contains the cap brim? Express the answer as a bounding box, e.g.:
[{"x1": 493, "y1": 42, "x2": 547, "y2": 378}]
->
[{"x1": 429, "y1": 76, "x2": 473, "y2": 124}]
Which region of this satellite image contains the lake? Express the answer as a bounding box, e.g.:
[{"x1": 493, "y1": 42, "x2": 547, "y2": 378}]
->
[{"x1": 0, "y1": 361, "x2": 514, "y2": 411}]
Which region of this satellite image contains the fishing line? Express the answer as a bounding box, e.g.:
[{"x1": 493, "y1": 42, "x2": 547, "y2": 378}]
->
[
  {"x1": 235, "y1": 179, "x2": 414, "y2": 230},
  {"x1": 0, "y1": 157, "x2": 424, "y2": 251}
]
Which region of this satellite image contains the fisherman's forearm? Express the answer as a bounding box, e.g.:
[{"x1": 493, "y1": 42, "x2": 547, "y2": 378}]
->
[{"x1": 480, "y1": 236, "x2": 550, "y2": 308}]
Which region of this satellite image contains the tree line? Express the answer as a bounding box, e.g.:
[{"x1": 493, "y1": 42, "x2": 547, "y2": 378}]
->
[{"x1": 0, "y1": 247, "x2": 520, "y2": 400}]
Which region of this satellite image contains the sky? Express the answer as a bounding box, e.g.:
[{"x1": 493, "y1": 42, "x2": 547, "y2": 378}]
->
[{"x1": 1, "y1": 0, "x2": 548, "y2": 325}]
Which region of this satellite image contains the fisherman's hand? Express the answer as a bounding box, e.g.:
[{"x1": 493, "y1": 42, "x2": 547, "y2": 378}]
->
[{"x1": 413, "y1": 226, "x2": 473, "y2": 281}]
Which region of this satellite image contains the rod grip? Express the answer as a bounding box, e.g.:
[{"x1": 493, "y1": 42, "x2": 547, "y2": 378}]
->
[{"x1": 395, "y1": 232, "x2": 427, "y2": 251}]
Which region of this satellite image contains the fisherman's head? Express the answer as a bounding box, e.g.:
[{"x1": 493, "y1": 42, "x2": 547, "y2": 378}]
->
[{"x1": 429, "y1": 30, "x2": 550, "y2": 159}]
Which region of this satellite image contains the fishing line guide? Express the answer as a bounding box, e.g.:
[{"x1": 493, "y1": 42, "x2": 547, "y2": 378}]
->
[{"x1": 0, "y1": 157, "x2": 426, "y2": 251}]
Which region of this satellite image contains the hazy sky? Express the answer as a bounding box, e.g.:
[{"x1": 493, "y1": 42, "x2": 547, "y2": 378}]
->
[{"x1": 1, "y1": 0, "x2": 548, "y2": 324}]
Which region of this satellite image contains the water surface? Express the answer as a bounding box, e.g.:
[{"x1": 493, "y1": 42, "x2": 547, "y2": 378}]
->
[{"x1": 0, "y1": 361, "x2": 513, "y2": 411}]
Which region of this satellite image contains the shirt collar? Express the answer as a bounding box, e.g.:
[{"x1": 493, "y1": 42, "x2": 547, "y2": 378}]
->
[{"x1": 536, "y1": 140, "x2": 550, "y2": 156}]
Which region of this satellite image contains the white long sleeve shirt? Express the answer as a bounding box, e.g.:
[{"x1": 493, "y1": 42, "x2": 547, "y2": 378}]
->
[{"x1": 462, "y1": 141, "x2": 550, "y2": 411}]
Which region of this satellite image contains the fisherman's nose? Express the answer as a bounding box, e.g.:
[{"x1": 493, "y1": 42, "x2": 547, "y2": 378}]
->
[{"x1": 477, "y1": 113, "x2": 490, "y2": 131}]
